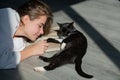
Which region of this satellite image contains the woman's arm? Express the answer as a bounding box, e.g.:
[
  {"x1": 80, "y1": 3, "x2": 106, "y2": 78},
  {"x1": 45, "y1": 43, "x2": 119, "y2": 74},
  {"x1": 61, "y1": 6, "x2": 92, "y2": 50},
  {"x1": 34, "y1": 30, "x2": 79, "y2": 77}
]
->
[{"x1": 20, "y1": 40, "x2": 48, "y2": 61}]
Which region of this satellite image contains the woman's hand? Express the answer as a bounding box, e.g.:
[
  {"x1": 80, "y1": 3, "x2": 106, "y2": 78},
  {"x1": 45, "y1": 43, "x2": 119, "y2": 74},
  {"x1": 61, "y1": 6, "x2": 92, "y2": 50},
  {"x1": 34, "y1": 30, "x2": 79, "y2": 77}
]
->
[
  {"x1": 32, "y1": 40, "x2": 49, "y2": 56},
  {"x1": 20, "y1": 40, "x2": 49, "y2": 61}
]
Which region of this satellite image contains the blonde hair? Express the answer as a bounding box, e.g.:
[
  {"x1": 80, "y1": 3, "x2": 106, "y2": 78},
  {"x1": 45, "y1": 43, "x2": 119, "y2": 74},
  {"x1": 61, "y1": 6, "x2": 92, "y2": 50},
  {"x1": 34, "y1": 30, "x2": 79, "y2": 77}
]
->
[{"x1": 17, "y1": 0, "x2": 53, "y2": 35}]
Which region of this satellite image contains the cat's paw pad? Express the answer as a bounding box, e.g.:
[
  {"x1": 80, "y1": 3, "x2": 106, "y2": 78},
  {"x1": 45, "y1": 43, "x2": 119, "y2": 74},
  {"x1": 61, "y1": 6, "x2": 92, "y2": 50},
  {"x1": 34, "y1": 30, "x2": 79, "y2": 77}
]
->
[{"x1": 33, "y1": 67, "x2": 46, "y2": 72}]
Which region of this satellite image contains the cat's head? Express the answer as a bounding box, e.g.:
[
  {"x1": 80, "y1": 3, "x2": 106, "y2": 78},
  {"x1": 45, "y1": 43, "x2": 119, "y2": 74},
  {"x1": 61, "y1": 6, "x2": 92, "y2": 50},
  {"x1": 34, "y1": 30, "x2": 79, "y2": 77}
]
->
[{"x1": 56, "y1": 22, "x2": 76, "y2": 39}]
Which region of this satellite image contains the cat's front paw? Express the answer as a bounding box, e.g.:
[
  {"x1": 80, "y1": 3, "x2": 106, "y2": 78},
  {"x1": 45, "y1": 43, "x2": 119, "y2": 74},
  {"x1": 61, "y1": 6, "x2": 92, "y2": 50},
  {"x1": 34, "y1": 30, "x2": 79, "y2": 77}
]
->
[
  {"x1": 47, "y1": 38, "x2": 60, "y2": 43},
  {"x1": 47, "y1": 38, "x2": 55, "y2": 42},
  {"x1": 33, "y1": 67, "x2": 46, "y2": 72}
]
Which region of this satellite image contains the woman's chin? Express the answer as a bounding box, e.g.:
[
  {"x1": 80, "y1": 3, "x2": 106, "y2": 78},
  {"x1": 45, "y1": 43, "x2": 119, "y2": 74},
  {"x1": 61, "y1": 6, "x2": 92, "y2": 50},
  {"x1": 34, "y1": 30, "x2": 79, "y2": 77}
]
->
[
  {"x1": 30, "y1": 38, "x2": 37, "y2": 42},
  {"x1": 29, "y1": 36, "x2": 39, "y2": 42}
]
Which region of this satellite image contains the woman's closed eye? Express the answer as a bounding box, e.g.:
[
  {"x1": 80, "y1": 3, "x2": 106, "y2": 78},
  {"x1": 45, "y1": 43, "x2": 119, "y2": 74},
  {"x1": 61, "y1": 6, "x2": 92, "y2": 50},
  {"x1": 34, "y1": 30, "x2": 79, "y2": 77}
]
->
[
  {"x1": 39, "y1": 23, "x2": 44, "y2": 28},
  {"x1": 39, "y1": 25, "x2": 43, "y2": 28}
]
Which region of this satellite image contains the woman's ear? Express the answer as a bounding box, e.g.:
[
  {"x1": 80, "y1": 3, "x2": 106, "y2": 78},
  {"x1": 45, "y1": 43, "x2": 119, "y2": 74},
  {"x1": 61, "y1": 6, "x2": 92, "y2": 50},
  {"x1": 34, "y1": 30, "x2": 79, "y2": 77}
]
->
[{"x1": 21, "y1": 15, "x2": 30, "y2": 25}]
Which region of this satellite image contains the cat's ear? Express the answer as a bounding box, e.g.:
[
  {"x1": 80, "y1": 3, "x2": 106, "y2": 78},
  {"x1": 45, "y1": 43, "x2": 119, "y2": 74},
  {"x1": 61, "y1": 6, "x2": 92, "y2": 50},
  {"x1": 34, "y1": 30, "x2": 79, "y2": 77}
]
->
[
  {"x1": 68, "y1": 22, "x2": 74, "y2": 29},
  {"x1": 57, "y1": 22, "x2": 61, "y2": 27},
  {"x1": 57, "y1": 22, "x2": 61, "y2": 25},
  {"x1": 70, "y1": 22, "x2": 74, "y2": 25},
  {"x1": 57, "y1": 22, "x2": 60, "y2": 24}
]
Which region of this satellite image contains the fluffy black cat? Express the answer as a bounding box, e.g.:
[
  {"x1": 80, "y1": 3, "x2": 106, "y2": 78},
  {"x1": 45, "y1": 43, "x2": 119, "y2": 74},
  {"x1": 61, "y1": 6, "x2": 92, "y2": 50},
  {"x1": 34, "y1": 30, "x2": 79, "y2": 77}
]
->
[{"x1": 34, "y1": 22, "x2": 93, "y2": 79}]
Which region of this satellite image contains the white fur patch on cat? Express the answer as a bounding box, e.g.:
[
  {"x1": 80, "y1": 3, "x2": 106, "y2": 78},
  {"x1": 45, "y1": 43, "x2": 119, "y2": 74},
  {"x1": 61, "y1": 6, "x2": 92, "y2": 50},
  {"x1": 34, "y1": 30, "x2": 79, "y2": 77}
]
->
[
  {"x1": 61, "y1": 42, "x2": 66, "y2": 50},
  {"x1": 33, "y1": 67, "x2": 46, "y2": 72},
  {"x1": 56, "y1": 39, "x2": 63, "y2": 43}
]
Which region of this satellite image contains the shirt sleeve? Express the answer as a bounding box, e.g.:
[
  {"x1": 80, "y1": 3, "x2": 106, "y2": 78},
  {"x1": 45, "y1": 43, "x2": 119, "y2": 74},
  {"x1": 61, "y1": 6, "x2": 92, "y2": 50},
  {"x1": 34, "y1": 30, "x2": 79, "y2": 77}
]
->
[
  {"x1": 0, "y1": 8, "x2": 21, "y2": 69},
  {"x1": 0, "y1": 46, "x2": 21, "y2": 69}
]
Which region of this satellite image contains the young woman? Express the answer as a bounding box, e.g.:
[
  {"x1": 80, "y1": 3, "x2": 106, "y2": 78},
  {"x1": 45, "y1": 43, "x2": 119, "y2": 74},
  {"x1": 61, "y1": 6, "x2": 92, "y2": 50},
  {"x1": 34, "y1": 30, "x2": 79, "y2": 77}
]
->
[{"x1": 0, "y1": 0, "x2": 53, "y2": 69}]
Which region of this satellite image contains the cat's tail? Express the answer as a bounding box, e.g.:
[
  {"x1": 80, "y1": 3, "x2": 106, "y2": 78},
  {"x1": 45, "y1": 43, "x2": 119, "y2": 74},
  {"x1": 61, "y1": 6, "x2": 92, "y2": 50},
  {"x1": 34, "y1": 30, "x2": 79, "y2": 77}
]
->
[{"x1": 75, "y1": 57, "x2": 93, "y2": 79}]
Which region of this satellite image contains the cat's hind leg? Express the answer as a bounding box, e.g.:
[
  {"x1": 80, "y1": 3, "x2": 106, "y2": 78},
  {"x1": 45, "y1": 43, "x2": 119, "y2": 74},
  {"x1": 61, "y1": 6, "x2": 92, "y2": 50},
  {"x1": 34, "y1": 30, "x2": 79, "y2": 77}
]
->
[
  {"x1": 39, "y1": 53, "x2": 58, "y2": 62},
  {"x1": 34, "y1": 61, "x2": 61, "y2": 72},
  {"x1": 39, "y1": 56, "x2": 52, "y2": 62},
  {"x1": 34, "y1": 66, "x2": 46, "y2": 72}
]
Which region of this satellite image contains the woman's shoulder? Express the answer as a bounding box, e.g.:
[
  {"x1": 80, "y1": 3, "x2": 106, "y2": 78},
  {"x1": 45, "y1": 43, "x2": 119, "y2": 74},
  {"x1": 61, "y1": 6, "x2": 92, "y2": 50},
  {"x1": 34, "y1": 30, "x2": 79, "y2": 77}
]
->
[
  {"x1": 0, "y1": 7, "x2": 14, "y2": 12},
  {"x1": 0, "y1": 7, "x2": 20, "y2": 37},
  {"x1": 0, "y1": 8, "x2": 19, "y2": 17}
]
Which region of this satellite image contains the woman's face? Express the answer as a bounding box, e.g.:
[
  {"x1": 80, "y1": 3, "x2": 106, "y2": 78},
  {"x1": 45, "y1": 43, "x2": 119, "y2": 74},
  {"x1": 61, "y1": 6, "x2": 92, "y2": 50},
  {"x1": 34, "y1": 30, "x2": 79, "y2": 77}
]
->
[{"x1": 24, "y1": 15, "x2": 47, "y2": 41}]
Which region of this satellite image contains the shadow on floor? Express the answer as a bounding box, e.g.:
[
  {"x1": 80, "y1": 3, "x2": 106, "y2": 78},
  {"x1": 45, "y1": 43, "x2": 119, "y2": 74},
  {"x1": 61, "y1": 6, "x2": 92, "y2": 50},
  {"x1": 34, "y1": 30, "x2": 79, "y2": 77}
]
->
[{"x1": 0, "y1": 68, "x2": 22, "y2": 80}]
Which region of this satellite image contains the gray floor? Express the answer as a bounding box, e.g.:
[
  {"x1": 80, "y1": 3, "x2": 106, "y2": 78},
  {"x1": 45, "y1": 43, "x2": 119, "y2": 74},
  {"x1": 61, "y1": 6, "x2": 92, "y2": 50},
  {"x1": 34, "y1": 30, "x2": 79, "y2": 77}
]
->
[{"x1": 0, "y1": 0, "x2": 120, "y2": 80}]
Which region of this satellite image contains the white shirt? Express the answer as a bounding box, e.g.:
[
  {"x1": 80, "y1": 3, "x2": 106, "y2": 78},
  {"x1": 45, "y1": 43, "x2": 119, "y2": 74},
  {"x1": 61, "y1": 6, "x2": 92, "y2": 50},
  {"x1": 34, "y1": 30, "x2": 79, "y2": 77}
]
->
[{"x1": 0, "y1": 8, "x2": 25, "y2": 69}]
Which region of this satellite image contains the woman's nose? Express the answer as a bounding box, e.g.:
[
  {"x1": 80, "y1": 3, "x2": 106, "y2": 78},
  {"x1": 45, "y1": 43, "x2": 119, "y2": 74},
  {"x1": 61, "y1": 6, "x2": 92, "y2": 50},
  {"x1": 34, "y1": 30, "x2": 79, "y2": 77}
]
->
[{"x1": 39, "y1": 29, "x2": 44, "y2": 35}]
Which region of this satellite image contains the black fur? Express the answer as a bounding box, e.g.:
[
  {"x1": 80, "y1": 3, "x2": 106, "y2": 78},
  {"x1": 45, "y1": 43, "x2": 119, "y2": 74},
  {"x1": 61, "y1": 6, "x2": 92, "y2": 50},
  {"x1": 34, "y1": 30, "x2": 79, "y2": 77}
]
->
[{"x1": 39, "y1": 22, "x2": 93, "y2": 78}]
